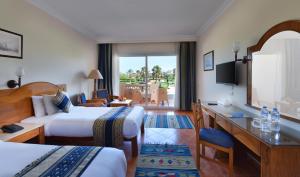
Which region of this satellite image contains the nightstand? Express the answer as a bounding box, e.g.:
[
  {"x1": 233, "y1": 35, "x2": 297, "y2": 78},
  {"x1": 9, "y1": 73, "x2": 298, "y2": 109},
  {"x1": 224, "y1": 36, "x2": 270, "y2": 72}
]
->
[{"x1": 0, "y1": 123, "x2": 45, "y2": 144}]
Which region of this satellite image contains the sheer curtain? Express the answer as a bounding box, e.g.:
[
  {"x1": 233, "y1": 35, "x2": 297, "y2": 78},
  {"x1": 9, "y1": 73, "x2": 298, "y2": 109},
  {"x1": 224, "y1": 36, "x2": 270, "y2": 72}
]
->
[
  {"x1": 112, "y1": 44, "x2": 120, "y2": 95},
  {"x1": 174, "y1": 43, "x2": 180, "y2": 109}
]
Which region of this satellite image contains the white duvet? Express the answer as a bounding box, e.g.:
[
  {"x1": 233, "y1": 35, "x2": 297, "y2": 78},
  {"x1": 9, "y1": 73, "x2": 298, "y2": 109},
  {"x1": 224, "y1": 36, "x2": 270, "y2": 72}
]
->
[
  {"x1": 0, "y1": 142, "x2": 126, "y2": 177},
  {"x1": 21, "y1": 106, "x2": 144, "y2": 139}
]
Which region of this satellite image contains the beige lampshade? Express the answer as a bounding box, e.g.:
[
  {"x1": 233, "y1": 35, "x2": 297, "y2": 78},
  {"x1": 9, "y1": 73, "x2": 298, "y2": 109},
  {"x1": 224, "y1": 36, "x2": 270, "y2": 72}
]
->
[{"x1": 88, "y1": 69, "x2": 103, "y2": 79}]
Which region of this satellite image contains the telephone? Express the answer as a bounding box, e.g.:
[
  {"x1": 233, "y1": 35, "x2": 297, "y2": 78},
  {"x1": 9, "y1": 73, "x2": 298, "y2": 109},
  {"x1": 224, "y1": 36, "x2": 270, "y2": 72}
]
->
[{"x1": 1, "y1": 124, "x2": 24, "y2": 133}]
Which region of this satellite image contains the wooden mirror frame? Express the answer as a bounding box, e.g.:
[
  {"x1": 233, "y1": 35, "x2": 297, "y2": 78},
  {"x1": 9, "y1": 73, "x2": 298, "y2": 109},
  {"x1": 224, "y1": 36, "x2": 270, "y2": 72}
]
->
[{"x1": 247, "y1": 20, "x2": 300, "y2": 123}]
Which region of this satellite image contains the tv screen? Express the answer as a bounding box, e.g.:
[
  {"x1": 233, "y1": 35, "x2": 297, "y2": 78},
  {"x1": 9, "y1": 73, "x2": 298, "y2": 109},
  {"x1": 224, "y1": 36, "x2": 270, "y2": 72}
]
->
[{"x1": 216, "y1": 61, "x2": 237, "y2": 84}]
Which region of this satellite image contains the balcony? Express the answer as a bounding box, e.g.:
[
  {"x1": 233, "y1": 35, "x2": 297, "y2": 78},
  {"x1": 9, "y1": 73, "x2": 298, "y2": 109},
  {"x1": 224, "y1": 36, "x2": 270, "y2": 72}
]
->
[{"x1": 119, "y1": 82, "x2": 175, "y2": 108}]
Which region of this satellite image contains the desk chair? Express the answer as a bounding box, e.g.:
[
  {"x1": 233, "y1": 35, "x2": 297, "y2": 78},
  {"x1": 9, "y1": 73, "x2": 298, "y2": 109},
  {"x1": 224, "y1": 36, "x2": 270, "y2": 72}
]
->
[{"x1": 192, "y1": 101, "x2": 234, "y2": 177}]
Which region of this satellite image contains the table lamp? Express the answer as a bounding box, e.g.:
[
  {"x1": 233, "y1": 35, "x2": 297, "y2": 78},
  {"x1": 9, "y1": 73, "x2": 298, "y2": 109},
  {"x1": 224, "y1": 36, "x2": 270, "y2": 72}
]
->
[{"x1": 88, "y1": 69, "x2": 103, "y2": 98}]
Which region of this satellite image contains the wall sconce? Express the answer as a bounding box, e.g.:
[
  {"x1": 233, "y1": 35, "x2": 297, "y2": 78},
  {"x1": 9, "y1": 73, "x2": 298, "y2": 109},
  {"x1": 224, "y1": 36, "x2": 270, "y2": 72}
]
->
[
  {"x1": 233, "y1": 41, "x2": 252, "y2": 64},
  {"x1": 7, "y1": 67, "x2": 25, "y2": 88}
]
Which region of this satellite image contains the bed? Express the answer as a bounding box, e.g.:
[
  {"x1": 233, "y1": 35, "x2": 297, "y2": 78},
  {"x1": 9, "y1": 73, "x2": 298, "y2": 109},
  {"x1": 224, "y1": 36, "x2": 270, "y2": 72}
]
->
[
  {"x1": 0, "y1": 82, "x2": 144, "y2": 157},
  {"x1": 21, "y1": 105, "x2": 144, "y2": 156},
  {"x1": 21, "y1": 106, "x2": 144, "y2": 139},
  {"x1": 0, "y1": 141, "x2": 127, "y2": 177}
]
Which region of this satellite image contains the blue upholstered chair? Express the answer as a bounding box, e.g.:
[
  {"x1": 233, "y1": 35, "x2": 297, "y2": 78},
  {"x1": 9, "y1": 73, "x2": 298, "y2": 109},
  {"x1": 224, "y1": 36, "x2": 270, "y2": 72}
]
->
[
  {"x1": 94, "y1": 89, "x2": 118, "y2": 107},
  {"x1": 77, "y1": 93, "x2": 105, "y2": 107},
  {"x1": 193, "y1": 101, "x2": 234, "y2": 177}
]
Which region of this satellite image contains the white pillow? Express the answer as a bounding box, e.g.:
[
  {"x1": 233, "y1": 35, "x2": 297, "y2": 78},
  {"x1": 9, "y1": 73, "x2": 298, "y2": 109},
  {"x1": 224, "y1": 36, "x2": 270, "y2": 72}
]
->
[
  {"x1": 43, "y1": 95, "x2": 59, "y2": 115},
  {"x1": 32, "y1": 96, "x2": 46, "y2": 117}
]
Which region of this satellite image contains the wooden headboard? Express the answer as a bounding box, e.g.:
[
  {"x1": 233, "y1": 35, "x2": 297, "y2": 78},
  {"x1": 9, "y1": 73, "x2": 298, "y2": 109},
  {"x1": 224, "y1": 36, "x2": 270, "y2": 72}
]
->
[{"x1": 0, "y1": 82, "x2": 65, "y2": 126}]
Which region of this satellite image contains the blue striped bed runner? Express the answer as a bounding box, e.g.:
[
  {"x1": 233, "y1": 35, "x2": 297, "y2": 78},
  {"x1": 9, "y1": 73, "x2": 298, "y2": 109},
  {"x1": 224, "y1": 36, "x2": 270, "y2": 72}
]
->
[
  {"x1": 15, "y1": 146, "x2": 103, "y2": 177},
  {"x1": 93, "y1": 106, "x2": 132, "y2": 147}
]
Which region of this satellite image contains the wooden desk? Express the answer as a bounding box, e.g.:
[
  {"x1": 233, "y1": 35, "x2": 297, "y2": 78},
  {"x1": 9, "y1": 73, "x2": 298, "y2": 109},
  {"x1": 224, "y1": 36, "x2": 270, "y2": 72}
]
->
[
  {"x1": 110, "y1": 99, "x2": 133, "y2": 107},
  {"x1": 201, "y1": 102, "x2": 300, "y2": 177},
  {"x1": 0, "y1": 123, "x2": 45, "y2": 144}
]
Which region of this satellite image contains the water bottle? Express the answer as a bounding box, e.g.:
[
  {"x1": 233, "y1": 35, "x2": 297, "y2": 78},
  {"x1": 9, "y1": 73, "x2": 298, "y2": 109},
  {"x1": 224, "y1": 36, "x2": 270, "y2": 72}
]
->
[
  {"x1": 261, "y1": 106, "x2": 271, "y2": 132},
  {"x1": 270, "y1": 108, "x2": 280, "y2": 132}
]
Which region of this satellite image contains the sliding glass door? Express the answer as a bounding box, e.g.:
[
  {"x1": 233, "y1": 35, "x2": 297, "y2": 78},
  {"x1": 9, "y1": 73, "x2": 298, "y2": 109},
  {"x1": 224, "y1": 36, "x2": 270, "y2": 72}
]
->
[
  {"x1": 147, "y1": 56, "x2": 176, "y2": 108},
  {"x1": 119, "y1": 56, "x2": 176, "y2": 108},
  {"x1": 119, "y1": 57, "x2": 147, "y2": 106}
]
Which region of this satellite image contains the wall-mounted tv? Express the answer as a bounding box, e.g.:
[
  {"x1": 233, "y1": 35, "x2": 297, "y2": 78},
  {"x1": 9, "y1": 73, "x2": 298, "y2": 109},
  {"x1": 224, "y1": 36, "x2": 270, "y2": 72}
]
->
[{"x1": 216, "y1": 61, "x2": 237, "y2": 85}]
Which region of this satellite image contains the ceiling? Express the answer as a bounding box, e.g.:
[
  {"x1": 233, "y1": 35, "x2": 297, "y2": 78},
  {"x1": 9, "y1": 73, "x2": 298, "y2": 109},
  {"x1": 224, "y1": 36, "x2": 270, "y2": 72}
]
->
[{"x1": 27, "y1": 0, "x2": 232, "y2": 43}]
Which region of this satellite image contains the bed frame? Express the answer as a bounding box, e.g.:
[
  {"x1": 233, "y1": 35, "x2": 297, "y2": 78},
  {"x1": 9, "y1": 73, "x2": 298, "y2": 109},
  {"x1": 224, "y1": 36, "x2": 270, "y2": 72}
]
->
[{"x1": 0, "y1": 82, "x2": 144, "y2": 157}]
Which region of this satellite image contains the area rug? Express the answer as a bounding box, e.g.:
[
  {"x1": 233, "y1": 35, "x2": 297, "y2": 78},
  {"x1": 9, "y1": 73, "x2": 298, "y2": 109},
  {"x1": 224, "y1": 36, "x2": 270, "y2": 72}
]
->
[
  {"x1": 144, "y1": 114, "x2": 194, "y2": 129},
  {"x1": 135, "y1": 144, "x2": 200, "y2": 177}
]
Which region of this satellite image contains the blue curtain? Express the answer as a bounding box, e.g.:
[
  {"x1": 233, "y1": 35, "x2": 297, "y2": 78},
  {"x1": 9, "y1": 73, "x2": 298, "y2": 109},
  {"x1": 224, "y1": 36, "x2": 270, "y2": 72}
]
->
[
  {"x1": 98, "y1": 44, "x2": 113, "y2": 95},
  {"x1": 178, "y1": 42, "x2": 197, "y2": 110}
]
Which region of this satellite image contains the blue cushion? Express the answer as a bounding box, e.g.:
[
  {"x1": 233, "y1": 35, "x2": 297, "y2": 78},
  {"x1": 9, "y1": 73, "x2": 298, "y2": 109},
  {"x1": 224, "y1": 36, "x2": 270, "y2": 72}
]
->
[
  {"x1": 80, "y1": 94, "x2": 87, "y2": 104},
  {"x1": 200, "y1": 128, "x2": 234, "y2": 148},
  {"x1": 97, "y1": 90, "x2": 109, "y2": 100},
  {"x1": 53, "y1": 91, "x2": 72, "y2": 113},
  {"x1": 231, "y1": 112, "x2": 244, "y2": 118}
]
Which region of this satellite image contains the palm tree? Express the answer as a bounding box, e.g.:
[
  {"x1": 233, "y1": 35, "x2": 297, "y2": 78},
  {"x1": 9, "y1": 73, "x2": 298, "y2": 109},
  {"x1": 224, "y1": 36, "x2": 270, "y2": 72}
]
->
[
  {"x1": 152, "y1": 65, "x2": 162, "y2": 81},
  {"x1": 136, "y1": 70, "x2": 141, "y2": 82},
  {"x1": 127, "y1": 69, "x2": 134, "y2": 83},
  {"x1": 140, "y1": 67, "x2": 147, "y2": 82}
]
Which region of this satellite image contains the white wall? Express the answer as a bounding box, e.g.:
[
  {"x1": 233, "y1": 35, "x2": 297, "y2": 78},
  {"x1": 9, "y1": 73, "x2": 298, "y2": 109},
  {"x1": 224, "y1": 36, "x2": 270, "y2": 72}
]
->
[
  {"x1": 0, "y1": 0, "x2": 98, "y2": 100},
  {"x1": 197, "y1": 0, "x2": 300, "y2": 109}
]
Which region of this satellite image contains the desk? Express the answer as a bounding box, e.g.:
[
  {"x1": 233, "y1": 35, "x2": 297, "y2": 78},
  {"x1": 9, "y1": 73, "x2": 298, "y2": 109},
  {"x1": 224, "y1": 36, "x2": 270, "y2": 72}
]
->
[{"x1": 201, "y1": 102, "x2": 300, "y2": 177}]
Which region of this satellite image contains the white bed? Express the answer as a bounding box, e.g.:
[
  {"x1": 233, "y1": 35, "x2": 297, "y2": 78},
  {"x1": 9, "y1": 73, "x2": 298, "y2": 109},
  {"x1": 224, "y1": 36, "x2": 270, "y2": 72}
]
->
[
  {"x1": 0, "y1": 141, "x2": 127, "y2": 177},
  {"x1": 21, "y1": 106, "x2": 144, "y2": 139}
]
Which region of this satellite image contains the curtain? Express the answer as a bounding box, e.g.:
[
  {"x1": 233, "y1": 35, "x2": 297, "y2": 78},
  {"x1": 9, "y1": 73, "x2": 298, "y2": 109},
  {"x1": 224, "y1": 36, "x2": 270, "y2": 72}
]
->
[
  {"x1": 98, "y1": 44, "x2": 113, "y2": 95},
  {"x1": 178, "y1": 42, "x2": 196, "y2": 110}
]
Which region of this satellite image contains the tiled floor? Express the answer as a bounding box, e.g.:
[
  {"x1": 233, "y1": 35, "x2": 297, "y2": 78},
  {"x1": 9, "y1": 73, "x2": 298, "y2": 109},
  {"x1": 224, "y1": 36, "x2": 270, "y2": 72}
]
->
[{"x1": 124, "y1": 110, "x2": 260, "y2": 177}]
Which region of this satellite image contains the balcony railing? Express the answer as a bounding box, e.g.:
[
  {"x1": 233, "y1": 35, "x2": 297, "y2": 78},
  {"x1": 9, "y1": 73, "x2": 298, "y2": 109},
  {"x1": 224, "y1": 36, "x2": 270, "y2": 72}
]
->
[{"x1": 119, "y1": 83, "x2": 175, "y2": 107}]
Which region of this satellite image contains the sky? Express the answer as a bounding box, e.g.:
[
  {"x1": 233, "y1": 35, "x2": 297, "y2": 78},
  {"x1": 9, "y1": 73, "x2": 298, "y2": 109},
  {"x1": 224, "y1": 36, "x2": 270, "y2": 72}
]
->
[{"x1": 119, "y1": 56, "x2": 176, "y2": 73}]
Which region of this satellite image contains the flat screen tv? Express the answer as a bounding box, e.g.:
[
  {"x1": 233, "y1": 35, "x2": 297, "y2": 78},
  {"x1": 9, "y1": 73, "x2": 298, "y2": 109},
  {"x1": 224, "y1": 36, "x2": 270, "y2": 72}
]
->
[{"x1": 216, "y1": 61, "x2": 237, "y2": 85}]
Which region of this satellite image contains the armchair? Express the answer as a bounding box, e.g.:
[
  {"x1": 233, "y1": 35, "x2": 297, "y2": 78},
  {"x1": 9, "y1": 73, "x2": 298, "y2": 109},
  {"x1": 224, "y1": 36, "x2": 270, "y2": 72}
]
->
[
  {"x1": 77, "y1": 93, "x2": 106, "y2": 107},
  {"x1": 94, "y1": 89, "x2": 119, "y2": 107}
]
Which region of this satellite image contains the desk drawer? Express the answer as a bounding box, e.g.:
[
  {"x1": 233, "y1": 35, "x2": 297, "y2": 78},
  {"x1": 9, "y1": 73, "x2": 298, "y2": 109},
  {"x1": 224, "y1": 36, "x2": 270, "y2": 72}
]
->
[
  {"x1": 232, "y1": 126, "x2": 261, "y2": 156},
  {"x1": 216, "y1": 115, "x2": 231, "y2": 133}
]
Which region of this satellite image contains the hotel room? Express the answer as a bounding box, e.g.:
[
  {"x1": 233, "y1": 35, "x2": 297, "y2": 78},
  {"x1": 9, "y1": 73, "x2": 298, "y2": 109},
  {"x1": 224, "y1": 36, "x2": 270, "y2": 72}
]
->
[{"x1": 0, "y1": 0, "x2": 300, "y2": 177}]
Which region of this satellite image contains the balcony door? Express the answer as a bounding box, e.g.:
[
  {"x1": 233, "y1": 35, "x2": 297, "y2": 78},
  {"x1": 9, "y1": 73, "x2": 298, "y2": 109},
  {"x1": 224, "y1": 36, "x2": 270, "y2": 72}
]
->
[{"x1": 119, "y1": 56, "x2": 176, "y2": 108}]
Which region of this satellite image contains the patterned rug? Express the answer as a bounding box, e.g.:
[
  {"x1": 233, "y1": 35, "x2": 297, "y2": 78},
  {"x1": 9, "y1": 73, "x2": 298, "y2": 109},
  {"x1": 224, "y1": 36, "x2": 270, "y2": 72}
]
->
[
  {"x1": 144, "y1": 114, "x2": 194, "y2": 129},
  {"x1": 135, "y1": 144, "x2": 200, "y2": 177}
]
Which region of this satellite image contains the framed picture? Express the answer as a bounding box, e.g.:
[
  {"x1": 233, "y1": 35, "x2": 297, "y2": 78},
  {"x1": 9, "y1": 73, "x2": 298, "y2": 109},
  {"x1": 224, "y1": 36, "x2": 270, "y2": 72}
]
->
[
  {"x1": 203, "y1": 50, "x2": 214, "y2": 71},
  {"x1": 0, "y1": 28, "x2": 23, "y2": 59}
]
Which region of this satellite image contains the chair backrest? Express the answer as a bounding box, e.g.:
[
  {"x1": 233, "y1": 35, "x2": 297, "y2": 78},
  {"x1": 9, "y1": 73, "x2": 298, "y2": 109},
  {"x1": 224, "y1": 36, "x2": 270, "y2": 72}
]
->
[
  {"x1": 158, "y1": 88, "x2": 168, "y2": 100},
  {"x1": 192, "y1": 100, "x2": 204, "y2": 133},
  {"x1": 96, "y1": 89, "x2": 109, "y2": 100},
  {"x1": 78, "y1": 93, "x2": 87, "y2": 104},
  {"x1": 132, "y1": 89, "x2": 143, "y2": 103}
]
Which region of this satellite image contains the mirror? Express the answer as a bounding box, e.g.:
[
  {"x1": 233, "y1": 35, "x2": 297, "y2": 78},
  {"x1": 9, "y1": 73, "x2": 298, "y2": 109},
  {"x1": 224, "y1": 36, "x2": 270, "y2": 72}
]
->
[{"x1": 247, "y1": 20, "x2": 300, "y2": 123}]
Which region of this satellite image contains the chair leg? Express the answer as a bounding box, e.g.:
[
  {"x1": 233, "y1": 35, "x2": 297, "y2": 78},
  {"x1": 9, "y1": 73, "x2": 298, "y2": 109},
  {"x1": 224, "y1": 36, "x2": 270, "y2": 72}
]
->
[
  {"x1": 141, "y1": 123, "x2": 145, "y2": 134},
  {"x1": 131, "y1": 136, "x2": 138, "y2": 157},
  {"x1": 228, "y1": 148, "x2": 234, "y2": 177},
  {"x1": 196, "y1": 142, "x2": 200, "y2": 169}
]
